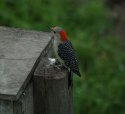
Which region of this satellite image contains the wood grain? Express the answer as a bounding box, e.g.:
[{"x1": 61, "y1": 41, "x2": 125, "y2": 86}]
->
[
  {"x1": 0, "y1": 26, "x2": 52, "y2": 100},
  {"x1": 33, "y1": 58, "x2": 73, "y2": 114}
]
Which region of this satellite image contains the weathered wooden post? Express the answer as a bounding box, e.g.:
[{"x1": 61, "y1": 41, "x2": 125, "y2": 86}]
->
[
  {"x1": 33, "y1": 58, "x2": 73, "y2": 114},
  {"x1": 0, "y1": 26, "x2": 73, "y2": 114}
]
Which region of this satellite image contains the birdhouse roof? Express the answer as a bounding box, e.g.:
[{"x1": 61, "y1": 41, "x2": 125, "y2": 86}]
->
[{"x1": 0, "y1": 27, "x2": 52, "y2": 101}]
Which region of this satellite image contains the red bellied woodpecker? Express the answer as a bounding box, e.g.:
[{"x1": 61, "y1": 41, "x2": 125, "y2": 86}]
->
[{"x1": 50, "y1": 26, "x2": 81, "y2": 86}]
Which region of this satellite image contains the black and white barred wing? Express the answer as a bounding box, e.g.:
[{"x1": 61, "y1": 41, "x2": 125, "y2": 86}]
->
[{"x1": 58, "y1": 40, "x2": 81, "y2": 77}]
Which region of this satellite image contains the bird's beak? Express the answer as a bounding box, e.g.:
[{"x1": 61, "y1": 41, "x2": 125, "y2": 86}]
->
[{"x1": 47, "y1": 26, "x2": 54, "y2": 31}]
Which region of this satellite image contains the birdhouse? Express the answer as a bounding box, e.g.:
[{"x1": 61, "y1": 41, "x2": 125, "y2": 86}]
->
[{"x1": 0, "y1": 27, "x2": 52, "y2": 114}]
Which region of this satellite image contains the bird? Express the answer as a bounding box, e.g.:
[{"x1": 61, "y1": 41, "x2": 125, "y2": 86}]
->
[{"x1": 49, "y1": 26, "x2": 81, "y2": 87}]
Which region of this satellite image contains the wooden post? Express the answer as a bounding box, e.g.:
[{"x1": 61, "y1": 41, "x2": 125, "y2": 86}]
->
[{"x1": 33, "y1": 58, "x2": 73, "y2": 114}]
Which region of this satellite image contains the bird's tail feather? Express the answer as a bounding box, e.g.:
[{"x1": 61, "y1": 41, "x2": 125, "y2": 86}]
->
[{"x1": 77, "y1": 72, "x2": 81, "y2": 77}]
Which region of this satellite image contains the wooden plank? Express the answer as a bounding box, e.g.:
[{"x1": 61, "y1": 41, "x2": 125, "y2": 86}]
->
[
  {"x1": 0, "y1": 100, "x2": 13, "y2": 114},
  {"x1": 0, "y1": 26, "x2": 52, "y2": 100},
  {"x1": 13, "y1": 81, "x2": 34, "y2": 114},
  {"x1": 22, "y1": 82, "x2": 34, "y2": 114},
  {"x1": 13, "y1": 100, "x2": 23, "y2": 114},
  {"x1": 33, "y1": 58, "x2": 73, "y2": 114}
]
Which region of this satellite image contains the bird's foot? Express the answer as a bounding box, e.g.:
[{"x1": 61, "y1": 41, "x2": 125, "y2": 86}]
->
[
  {"x1": 48, "y1": 58, "x2": 67, "y2": 69},
  {"x1": 54, "y1": 64, "x2": 67, "y2": 70}
]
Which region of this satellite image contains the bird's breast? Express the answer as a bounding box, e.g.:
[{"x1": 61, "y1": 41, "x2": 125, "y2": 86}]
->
[{"x1": 53, "y1": 38, "x2": 65, "y2": 64}]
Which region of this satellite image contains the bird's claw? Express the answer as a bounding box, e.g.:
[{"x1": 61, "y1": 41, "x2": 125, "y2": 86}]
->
[{"x1": 54, "y1": 65, "x2": 61, "y2": 70}]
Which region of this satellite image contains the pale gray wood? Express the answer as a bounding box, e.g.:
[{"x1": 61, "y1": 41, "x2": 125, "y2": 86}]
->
[
  {"x1": 0, "y1": 26, "x2": 52, "y2": 100},
  {"x1": 33, "y1": 58, "x2": 73, "y2": 114},
  {"x1": 0, "y1": 100, "x2": 13, "y2": 114}
]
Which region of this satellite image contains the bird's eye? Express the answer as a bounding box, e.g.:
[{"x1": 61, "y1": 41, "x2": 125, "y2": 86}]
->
[{"x1": 54, "y1": 31, "x2": 56, "y2": 33}]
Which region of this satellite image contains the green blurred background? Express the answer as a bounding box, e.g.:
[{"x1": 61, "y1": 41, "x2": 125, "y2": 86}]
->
[{"x1": 1, "y1": 0, "x2": 125, "y2": 114}]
